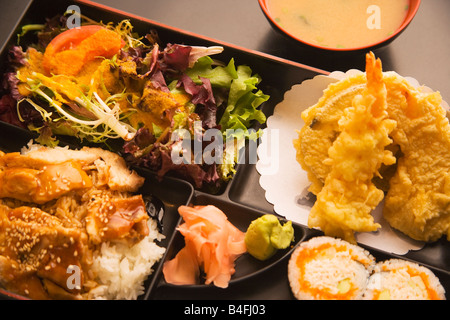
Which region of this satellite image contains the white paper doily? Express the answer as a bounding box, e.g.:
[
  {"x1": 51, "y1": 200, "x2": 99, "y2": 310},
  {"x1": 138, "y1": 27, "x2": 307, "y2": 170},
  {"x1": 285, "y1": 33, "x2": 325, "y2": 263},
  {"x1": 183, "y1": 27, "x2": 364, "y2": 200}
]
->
[{"x1": 255, "y1": 69, "x2": 444, "y2": 255}]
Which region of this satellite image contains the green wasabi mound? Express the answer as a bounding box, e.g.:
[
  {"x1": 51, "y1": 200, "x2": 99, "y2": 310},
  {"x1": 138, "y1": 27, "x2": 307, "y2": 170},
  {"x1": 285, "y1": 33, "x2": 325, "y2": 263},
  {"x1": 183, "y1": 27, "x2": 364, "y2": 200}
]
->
[{"x1": 245, "y1": 214, "x2": 294, "y2": 261}]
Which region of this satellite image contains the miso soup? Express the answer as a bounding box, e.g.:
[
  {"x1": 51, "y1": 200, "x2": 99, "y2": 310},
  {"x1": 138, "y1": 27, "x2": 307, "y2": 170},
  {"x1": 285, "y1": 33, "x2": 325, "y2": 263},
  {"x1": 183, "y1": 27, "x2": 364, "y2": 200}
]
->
[{"x1": 266, "y1": 0, "x2": 410, "y2": 49}]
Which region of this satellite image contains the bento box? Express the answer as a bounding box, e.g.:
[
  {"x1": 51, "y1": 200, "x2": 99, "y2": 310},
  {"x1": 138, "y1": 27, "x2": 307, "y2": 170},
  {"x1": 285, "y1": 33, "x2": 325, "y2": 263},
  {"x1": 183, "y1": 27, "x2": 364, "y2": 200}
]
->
[{"x1": 0, "y1": 0, "x2": 448, "y2": 300}]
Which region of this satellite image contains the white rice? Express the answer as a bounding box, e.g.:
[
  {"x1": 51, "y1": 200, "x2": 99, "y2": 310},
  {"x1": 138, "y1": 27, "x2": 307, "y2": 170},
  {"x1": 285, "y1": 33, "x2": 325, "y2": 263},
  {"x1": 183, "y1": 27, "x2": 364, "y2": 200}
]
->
[
  {"x1": 288, "y1": 236, "x2": 375, "y2": 300},
  {"x1": 88, "y1": 219, "x2": 166, "y2": 300},
  {"x1": 363, "y1": 259, "x2": 446, "y2": 300}
]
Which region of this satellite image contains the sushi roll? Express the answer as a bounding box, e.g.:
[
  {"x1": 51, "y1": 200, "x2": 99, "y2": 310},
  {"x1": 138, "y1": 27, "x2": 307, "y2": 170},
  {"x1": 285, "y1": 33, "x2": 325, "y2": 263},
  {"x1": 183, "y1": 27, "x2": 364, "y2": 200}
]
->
[
  {"x1": 363, "y1": 259, "x2": 446, "y2": 300},
  {"x1": 287, "y1": 236, "x2": 375, "y2": 300}
]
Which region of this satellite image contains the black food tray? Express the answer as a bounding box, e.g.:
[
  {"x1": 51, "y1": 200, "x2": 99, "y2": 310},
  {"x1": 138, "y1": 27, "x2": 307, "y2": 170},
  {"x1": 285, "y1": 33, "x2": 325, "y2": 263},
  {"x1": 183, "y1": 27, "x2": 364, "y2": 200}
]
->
[{"x1": 0, "y1": 0, "x2": 448, "y2": 300}]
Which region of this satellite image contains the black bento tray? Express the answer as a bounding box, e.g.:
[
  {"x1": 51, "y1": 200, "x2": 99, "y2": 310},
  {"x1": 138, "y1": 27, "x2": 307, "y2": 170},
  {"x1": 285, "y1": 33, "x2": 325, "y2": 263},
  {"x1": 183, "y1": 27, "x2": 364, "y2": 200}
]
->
[{"x1": 0, "y1": 0, "x2": 448, "y2": 300}]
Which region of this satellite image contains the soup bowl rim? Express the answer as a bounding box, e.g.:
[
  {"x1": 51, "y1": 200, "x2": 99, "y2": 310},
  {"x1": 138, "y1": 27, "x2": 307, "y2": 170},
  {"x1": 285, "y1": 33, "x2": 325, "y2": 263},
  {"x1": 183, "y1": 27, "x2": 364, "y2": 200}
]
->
[{"x1": 258, "y1": 0, "x2": 421, "y2": 52}]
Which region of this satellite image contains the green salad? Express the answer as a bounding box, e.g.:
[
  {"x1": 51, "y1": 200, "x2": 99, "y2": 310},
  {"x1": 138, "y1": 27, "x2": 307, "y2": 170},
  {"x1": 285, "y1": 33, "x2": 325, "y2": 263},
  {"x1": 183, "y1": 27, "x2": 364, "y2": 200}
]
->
[{"x1": 0, "y1": 14, "x2": 269, "y2": 190}]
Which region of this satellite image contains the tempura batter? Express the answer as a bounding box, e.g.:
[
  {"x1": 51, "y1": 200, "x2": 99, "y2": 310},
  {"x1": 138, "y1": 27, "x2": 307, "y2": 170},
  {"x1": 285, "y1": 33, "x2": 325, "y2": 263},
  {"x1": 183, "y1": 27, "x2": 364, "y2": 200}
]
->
[
  {"x1": 307, "y1": 53, "x2": 396, "y2": 243},
  {"x1": 295, "y1": 52, "x2": 450, "y2": 243}
]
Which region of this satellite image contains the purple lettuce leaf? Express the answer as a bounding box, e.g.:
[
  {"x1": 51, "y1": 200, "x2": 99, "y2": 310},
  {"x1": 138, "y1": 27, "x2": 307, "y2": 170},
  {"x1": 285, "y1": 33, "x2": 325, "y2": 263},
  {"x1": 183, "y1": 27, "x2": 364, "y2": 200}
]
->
[
  {"x1": 160, "y1": 43, "x2": 192, "y2": 74},
  {"x1": 158, "y1": 149, "x2": 220, "y2": 188},
  {"x1": 0, "y1": 94, "x2": 25, "y2": 128},
  {"x1": 176, "y1": 74, "x2": 218, "y2": 129},
  {"x1": 2, "y1": 46, "x2": 28, "y2": 101}
]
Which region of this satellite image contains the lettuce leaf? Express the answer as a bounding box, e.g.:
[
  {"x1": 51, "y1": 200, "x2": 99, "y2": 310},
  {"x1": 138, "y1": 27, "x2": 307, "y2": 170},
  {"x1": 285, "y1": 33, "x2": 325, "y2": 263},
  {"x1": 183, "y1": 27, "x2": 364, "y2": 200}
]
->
[
  {"x1": 186, "y1": 56, "x2": 269, "y2": 134},
  {"x1": 182, "y1": 55, "x2": 269, "y2": 183},
  {"x1": 186, "y1": 56, "x2": 237, "y2": 88}
]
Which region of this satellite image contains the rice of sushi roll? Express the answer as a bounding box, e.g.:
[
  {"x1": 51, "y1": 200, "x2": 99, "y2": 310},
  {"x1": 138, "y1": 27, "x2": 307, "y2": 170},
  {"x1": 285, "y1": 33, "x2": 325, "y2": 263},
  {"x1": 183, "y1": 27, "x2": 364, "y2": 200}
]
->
[
  {"x1": 363, "y1": 259, "x2": 446, "y2": 300},
  {"x1": 287, "y1": 236, "x2": 375, "y2": 300}
]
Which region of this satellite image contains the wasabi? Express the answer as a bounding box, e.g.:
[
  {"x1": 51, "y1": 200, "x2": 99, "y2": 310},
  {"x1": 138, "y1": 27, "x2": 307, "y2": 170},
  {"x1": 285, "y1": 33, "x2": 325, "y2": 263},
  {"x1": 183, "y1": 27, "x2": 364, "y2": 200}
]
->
[{"x1": 245, "y1": 214, "x2": 294, "y2": 261}]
